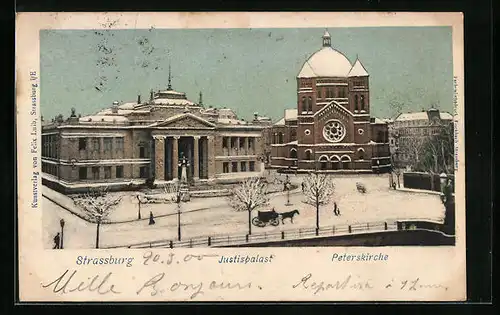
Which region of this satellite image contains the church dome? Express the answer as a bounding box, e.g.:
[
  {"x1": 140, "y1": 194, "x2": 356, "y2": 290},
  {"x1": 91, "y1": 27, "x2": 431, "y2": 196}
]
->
[{"x1": 297, "y1": 30, "x2": 353, "y2": 78}]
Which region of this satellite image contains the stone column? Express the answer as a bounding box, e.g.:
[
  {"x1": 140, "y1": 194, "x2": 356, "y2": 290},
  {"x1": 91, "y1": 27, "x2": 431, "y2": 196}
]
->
[
  {"x1": 244, "y1": 137, "x2": 249, "y2": 155},
  {"x1": 172, "y1": 136, "x2": 179, "y2": 180},
  {"x1": 226, "y1": 137, "x2": 231, "y2": 155},
  {"x1": 193, "y1": 136, "x2": 200, "y2": 180},
  {"x1": 207, "y1": 136, "x2": 215, "y2": 179},
  {"x1": 154, "y1": 136, "x2": 165, "y2": 181},
  {"x1": 236, "y1": 137, "x2": 241, "y2": 155}
]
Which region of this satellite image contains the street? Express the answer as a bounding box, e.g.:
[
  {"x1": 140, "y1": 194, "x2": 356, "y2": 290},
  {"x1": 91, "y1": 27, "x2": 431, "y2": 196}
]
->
[{"x1": 42, "y1": 174, "x2": 445, "y2": 249}]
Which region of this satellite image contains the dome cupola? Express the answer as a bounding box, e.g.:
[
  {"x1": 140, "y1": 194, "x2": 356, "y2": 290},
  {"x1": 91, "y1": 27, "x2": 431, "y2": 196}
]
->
[{"x1": 297, "y1": 29, "x2": 353, "y2": 78}]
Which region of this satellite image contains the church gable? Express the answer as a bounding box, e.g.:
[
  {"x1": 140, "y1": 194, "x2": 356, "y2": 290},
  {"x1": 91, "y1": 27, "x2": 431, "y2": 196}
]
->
[
  {"x1": 316, "y1": 101, "x2": 352, "y2": 126},
  {"x1": 154, "y1": 113, "x2": 215, "y2": 129}
]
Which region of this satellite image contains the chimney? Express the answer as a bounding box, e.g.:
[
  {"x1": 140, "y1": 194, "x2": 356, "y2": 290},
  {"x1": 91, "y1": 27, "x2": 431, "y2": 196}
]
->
[
  {"x1": 137, "y1": 94, "x2": 141, "y2": 104},
  {"x1": 112, "y1": 101, "x2": 119, "y2": 114}
]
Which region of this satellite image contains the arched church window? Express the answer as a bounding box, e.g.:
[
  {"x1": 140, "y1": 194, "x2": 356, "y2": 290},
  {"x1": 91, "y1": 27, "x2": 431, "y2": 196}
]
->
[
  {"x1": 290, "y1": 149, "x2": 297, "y2": 159},
  {"x1": 301, "y1": 97, "x2": 306, "y2": 112},
  {"x1": 360, "y1": 95, "x2": 365, "y2": 111},
  {"x1": 354, "y1": 95, "x2": 359, "y2": 111},
  {"x1": 278, "y1": 132, "x2": 284, "y2": 144},
  {"x1": 317, "y1": 89, "x2": 321, "y2": 99},
  {"x1": 305, "y1": 150, "x2": 312, "y2": 160},
  {"x1": 308, "y1": 96, "x2": 313, "y2": 112}
]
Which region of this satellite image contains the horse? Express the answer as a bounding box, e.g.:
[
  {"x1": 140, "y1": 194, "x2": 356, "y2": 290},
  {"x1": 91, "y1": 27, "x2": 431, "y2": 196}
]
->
[{"x1": 279, "y1": 209, "x2": 300, "y2": 224}]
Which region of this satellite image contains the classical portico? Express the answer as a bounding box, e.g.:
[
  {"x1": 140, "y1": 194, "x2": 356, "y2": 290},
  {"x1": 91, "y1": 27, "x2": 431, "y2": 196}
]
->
[{"x1": 153, "y1": 134, "x2": 212, "y2": 182}]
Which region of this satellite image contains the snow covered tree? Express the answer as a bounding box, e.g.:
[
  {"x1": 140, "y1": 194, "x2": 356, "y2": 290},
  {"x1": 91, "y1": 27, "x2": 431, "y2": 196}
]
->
[
  {"x1": 229, "y1": 177, "x2": 269, "y2": 235},
  {"x1": 74, "y1": 186, "x2": 121, "y2": 248},
  {"x1": 303, "y1": 172, "x2": 335, "y2": 232}
]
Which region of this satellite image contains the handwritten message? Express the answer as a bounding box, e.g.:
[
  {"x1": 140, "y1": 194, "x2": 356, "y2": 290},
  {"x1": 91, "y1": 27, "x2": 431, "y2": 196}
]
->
[{"x1": 40, "y1": 251, "x2": 450, "y2": 300}]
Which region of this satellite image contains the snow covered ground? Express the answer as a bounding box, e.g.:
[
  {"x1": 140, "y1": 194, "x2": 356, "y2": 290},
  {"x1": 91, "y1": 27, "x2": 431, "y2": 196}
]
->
[{"x1": 42, "y1": 173, "x2": 445, "y2": 249}]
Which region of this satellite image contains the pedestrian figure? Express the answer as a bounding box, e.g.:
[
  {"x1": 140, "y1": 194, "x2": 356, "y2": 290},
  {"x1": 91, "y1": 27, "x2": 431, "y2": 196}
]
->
[
  {"x1": 301, "y1": 182, "x2": 305, "y2": 192},
  {"x1": 392, "y1": 182, "x2": 397, "y2": 190},
  {"x1": 53, "y1": 232, "x2": 60, "y2": 249},
  {"x1": 149, "y1": 211, "x2": 156, "y2": 225},
  {"x1": 333, "y1": 202, "x2": 341, "y2": 216}
]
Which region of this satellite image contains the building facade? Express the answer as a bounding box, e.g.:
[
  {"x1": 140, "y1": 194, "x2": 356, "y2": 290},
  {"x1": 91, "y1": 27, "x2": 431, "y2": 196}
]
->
[
  {"x1": 389, "y1": 108, "x2": 453, "y2": 169},
  {"x1": 269, "y1": 30, "x2": 391, "y2": 173},
  {"x1": 41, "y1": 79, "x2": 265, "y2": 193}
]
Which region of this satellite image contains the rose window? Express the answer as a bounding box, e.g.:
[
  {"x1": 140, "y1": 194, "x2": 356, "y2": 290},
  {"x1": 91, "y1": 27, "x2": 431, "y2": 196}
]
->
[{"x1": 323, "y1": 120, "x2": 346, "y2": 143}]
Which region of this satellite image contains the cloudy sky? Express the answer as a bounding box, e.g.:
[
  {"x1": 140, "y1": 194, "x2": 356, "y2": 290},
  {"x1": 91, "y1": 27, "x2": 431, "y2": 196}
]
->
[{"x1": 40, "y1": 27, "x2": 453, "y2": 121}]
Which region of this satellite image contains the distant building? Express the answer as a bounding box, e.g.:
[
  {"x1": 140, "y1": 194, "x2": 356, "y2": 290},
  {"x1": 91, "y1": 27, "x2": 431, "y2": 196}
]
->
[
  {"x1": 389, "y1": 108, "x2": 453, "y2": 169},
  {"x1": 269, "y1": 30, "x2": 391, "y2": 173},
  {"x1": 41, "y1": 74, "x2": 265, "y2": 193}
]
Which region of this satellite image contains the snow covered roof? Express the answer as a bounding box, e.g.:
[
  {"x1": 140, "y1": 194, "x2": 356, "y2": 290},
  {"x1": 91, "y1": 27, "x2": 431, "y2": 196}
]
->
[
  {"x1": 79, "y1": 115, "x2": 129, "y2": 123},
  {"x1": 217, "y1": 118, "x2": 248, "y2": 125},
  {"x1": 348, "y1": 59, "x2": 369, "y2": 77},
  {"x1": 440, "y1": 112, "x2": 453, "y2": 120},
  {"x1": 274, "y1": 118, "x2": 285, "y2": 126},
  {"x1": 158, "y1": 90, "x2": 185, "y2": 96},
  {"x1": 152, "y1": 98, "x2": 196, "y2": 106},
  {"x1": 298, "y1": 47, "x2": 353, "y2": 78},
  {"x1": 97, "y1": 108, "x2": 135, "y2": 115},
  {"x1": 396, "y1": 112, "x2": 430, "y2": 121},
  {"x1": 118, "y1": 102, "x2": 138, "y2": 109},
  {"x1": 284, "y1": 108, "x2": 298, "y2": 121},
  {"x1": 371, "y1": 117, "x2": 386, "y2": 124}
]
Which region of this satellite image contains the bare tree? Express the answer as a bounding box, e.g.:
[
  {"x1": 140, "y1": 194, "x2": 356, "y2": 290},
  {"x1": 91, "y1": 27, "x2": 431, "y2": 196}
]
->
[
  {"x1": 73, "y1": 187, "x2": 121, "y2": 249},
  {"x1": 418, "y1": 122, "x2": 454, "y2": 175},
  {"x1": 303, "y1": 172, "x2": 335, "y2": 232},
  {"x1": 229, "y1": 177, "x2": 269, "y2": 235}
]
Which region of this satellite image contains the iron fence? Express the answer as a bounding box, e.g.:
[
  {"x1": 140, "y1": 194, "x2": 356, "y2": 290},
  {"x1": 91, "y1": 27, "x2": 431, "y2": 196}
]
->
[{"x1": 104, "y1": 220, "x2": 400, "y2": 249}]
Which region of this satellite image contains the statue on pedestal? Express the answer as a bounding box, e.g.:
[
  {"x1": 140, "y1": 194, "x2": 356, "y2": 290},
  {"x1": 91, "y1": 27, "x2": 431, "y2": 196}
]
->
[{"x1": 179, "y1": 153, "x2": 190, "y2": 184}]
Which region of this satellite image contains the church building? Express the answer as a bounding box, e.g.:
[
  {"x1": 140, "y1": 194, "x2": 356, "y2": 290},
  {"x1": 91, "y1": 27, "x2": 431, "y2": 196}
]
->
[{"x1": 270, "y1": 30, "x2": 391, "y2": 173}]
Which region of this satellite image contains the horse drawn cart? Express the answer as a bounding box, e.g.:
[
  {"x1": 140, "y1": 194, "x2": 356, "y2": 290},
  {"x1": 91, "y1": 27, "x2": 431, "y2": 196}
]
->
[{"x1": 252, "y1": 209, "x2": 280, "y2": 227}]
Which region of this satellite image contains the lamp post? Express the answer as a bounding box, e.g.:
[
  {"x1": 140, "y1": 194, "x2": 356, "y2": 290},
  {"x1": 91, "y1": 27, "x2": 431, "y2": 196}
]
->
[
  {"x1": 59, "y1": 219, "x2": 65, "y2": 249},
  {"x1": 176, "y1": 191, "x2": 182, "y2": 241},
  {"x1": 285, "y1": 168, "x2": 292, "y2": 206}
]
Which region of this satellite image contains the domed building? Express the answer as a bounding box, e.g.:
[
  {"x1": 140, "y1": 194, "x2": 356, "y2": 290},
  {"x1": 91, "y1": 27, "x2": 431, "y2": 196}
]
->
[
  {"x1": 41, "y1": 68, "x2": 267, "y2": 193},
  {"x1": 270, "y1": 30, "x2": 391, "y2": 173}
]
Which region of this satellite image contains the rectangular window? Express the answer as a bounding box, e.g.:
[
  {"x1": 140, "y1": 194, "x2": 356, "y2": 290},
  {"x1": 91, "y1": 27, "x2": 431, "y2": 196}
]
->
[
  {"x1": 139, "y1": 166, "x2": 148, "y2": 178},
  {"x1": 222, "y1": 137, "x2": 228, "y2": 149},
  {"x1": 231, "y1": 137, "x2": 237, "y2": 149},
  {"x1": 248, "y1": 138, "x2": 255, "y2": 150},
  {"x1": 104, "y1": 166, "x2": 111, "y2": 179},
  {"x1": 231, "y1": 162, "x2": 238, "y2": 172},
  {"x1": 240, "y1": 161, "x2": 247, "y2": 172},
  {"x1": 79, "y1": 167, "x2": 87, "y2": 180},
  {"x1": 92, "y1": 167, "x2": 100, "y2": 180},
  {"x1": 239, "y1": 138, "x2": 245, "y2": 149},
  {"x1": 95, "y1": 138, "x2": 102, "y2": 151},
  {"x1": 116, "y1": 166, "x2": 124, "y2": 178},
  {"x1": 79, "y1": 138, "x2": 87, "y2": 151},
  {"x1": 249, "y1": 161, "x2": 255, "y2": 172},
  {"x1": 115, "y1": 138, "x2": 124, "y2": 152},
  {"x1": 223, "y1": 162, "x2": 229, "y2": 173},
  {"x1": 139, "y1": 146, "x2": 146, "y2": 158},
  {"x1": 103, "y1": 138, "x2": 113, "y2": 151}
]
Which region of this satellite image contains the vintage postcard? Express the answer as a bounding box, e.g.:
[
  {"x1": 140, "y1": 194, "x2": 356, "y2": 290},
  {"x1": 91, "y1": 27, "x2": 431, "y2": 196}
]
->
[{"x1": 16, "y1": 12, "x2": 465, "y2": 301}]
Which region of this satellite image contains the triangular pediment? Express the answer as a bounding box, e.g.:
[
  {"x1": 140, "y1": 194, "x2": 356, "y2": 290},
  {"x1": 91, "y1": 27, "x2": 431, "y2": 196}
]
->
[{"x1": 152, "y1": 113, "x2": 216, "y2": 129}]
